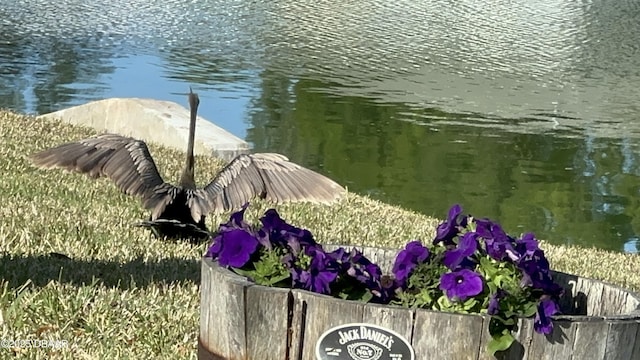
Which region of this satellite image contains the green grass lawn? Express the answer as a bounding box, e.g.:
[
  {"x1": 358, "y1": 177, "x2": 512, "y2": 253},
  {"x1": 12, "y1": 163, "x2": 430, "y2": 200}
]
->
[{"x1": 1, "y1": 109, "x2": 640, "y2": 359}]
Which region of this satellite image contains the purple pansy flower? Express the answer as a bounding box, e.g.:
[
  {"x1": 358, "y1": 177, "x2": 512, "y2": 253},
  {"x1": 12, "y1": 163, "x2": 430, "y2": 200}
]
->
[
  {"x1": 392, "y1": 241, "x2": 430, "y2": 287},
  {"x1": 328, "y1": 247, "x2": 350, "y2": 263},
  {"x1": 352, "y1": 262, "x2": 383, "y2": 291},
  {"x1": 515, "y1": 233, "x2": 540, "y2": 258},
  {"x1": 217, "y1": 203, "x2": 251, "y2": 231},
  {"x1": 334, "y1": 248, "x2": 379, "y2": 282},
  {"x1": 517, "y1": 249, "x2": 563, "y2": 296},
  {"x1": 328, "y1": 247, "x2": 390, "y2": 302},
  {"x1": 443, "y1": 232, "x2": 479, "y2": 270},
  {"x1": 207, "y1": 228, "x2": 259, "y2": 268},
  {"x1": 327, "y1": 247, "x2": 382, "y2": 285},
  {"x1": 475, "y1": 219, "x2": 519, "y2": 262},
  {"x1": 534, "y1": 298, "x2": 560, "y2": 334},
  {"x1": 439, "y1": 269, "x2": 484, "y2": 301},
  {"x1": 370, "y1": 275, "x2": 398, "y2": 304},
  {"x1": 434, "y1": 204, "x2": 467, "y2": 245},
  {"x1": 259, "y1": 209, "x2": 318, "y2": 253},
  {"x1": 292, "y1": 251, "x2": 338, "y2": 294}
]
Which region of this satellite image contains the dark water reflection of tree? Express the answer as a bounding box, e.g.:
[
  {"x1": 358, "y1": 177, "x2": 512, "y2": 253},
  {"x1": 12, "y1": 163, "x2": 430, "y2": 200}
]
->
[{"x1": 247, "y1": 72, "x2": 640, "y2": 253}]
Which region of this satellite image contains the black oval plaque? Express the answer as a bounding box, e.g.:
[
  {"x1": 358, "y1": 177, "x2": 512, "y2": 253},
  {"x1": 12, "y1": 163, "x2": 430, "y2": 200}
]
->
[{"x1": 315, "y1": 323, "x2": 415, "y2": 360}]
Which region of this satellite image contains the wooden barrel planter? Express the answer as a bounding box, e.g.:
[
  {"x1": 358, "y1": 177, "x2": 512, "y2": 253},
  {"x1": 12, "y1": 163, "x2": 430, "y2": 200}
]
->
[{"x1": 199, "y1": 245, "x2": 640, "y2": 360}]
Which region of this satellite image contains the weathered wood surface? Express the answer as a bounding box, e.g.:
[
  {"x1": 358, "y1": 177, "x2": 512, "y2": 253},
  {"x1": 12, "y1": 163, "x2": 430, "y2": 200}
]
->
[
  {"x1": 199, "y1": 257, "x2": 254, "y2": 360},
  {"x1": 200, "y1": 245, "x2": 640, "y2": 360},
  {"x1": 245, "y1": 285, "x2": 290, "y2": 360},
  {"x1": 361, "y1": 302, "x2": 414, "y2": 344},
  {"x1": 528, "y1": 316, "x2": 577, "y2": 360},
  {"x1": 290, "y1": 289, "x2": 366, "y2": 360},
  {"x1": 412, "y1": 309, "x2": 485, "y2": 360}
]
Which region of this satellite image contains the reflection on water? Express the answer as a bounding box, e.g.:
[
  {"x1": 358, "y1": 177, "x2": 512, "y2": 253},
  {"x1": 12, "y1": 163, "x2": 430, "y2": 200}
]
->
[
  {"x1": 247, "y1": 76, "x2": 640, "y2": 253},
  {"x1": 2, "y1": 0, "x2": 640, "y2": 252}
]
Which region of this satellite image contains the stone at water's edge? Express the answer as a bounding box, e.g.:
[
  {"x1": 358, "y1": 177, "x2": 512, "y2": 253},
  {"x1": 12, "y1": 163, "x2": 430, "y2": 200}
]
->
[
  {"x1": 199, "y1": 245, "x2": 640, "y2": 360},
  {"x1": 37, "y1": 98, "x2": 250, "y2": 162}
]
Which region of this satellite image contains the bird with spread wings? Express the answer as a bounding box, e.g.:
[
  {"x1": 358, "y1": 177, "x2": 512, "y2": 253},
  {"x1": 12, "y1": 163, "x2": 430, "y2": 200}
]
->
[{"x1": 30, "y1": 90, "x2": 345, "y2": 240}]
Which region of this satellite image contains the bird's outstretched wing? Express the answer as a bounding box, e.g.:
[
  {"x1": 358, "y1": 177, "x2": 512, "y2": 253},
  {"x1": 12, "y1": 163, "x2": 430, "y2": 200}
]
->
[
  {"x1": 30, "y1": 134, "x2": 176, "y2": 218},
  {"x1": 191, "y1": 153, "x2": 345, "y2": 218}
]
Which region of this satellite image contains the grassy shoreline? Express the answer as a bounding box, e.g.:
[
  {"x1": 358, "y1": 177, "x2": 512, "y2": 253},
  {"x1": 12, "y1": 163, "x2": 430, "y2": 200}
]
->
[{"x1": 2, "y1": 109, "x2": 639, "y2": 359}]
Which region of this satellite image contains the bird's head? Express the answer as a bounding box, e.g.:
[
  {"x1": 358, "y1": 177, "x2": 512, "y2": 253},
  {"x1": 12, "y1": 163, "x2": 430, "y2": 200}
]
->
[{"x1": 188, "y1": 87, "x2": 200, "y2": 112}]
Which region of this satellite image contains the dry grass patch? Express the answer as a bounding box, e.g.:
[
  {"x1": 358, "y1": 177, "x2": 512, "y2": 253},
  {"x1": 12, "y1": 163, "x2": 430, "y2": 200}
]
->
[{"x1": 1, "y1": 109, "x2": 639, "y2": 359}]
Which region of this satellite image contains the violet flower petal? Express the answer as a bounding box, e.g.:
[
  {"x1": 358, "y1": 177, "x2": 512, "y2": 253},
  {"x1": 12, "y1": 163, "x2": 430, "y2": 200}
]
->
[
  {"x1": 434, "y1": 204, "x2": 463, "y2": 245},
  {"x1": 392, "y1": 241, "x2": 429, "y2": 286},
  {"x1": 534, "y1": 298, "x2": 560, "y2": 334},
  {"x1": 439, "y1": 269, "x2": 484, "y2": 301},
  {"x1": 515, "y1": 232, "x2": 540, "y2": 258},
  {"x1": 292, "y1": 252, "x2": 338, "y2": 295},
  {"x1": 216, "y1": 229, "x2": 259, "y2": 268},
  {"x1": 442, "y1": 232, "x2": 479, "y2": 270}
]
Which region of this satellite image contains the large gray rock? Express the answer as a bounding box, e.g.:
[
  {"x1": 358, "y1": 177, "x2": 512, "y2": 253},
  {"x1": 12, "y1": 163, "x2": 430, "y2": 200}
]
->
[{"x1": 37, "y1": 98, "x2": 250, "y2": 161}]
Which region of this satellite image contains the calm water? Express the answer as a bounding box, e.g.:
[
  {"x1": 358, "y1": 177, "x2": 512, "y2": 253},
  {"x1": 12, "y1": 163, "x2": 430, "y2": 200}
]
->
[{"x1": 2, "y1": 0, "x2": 640, "y2": 253}]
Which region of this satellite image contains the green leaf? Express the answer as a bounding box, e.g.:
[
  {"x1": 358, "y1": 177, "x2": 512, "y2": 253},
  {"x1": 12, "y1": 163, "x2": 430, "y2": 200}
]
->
[
  {"x1": 522, "y1": 301, "x2": 538, "y2": 317},
  {"x1": 462, "y1": 298, "x2": 479, "y2": 311},
  {"x1": 415, "y1": 289, "x2": 434, "y2": 308},
  {"x1": 487, "y1": 332, "x2": 515, "y2": 355},
  {"x1": 360, "y1": 291, "x2": 374, "y2": 303},
  {"x1": 487, "y1": 282, "x2": 498, "y2": 294},
  {"x1": 232, "y1": 267, "x2": 256, "y2": 279},
  {"x1": 260, "y1": 273, "x2": 291, "y2": 287},
  {"x1": 437, "y1": 295, "x2": 452, "y2": 310}
]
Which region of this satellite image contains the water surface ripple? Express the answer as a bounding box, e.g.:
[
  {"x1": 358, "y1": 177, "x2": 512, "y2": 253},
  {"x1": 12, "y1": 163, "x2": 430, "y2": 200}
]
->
[{"x1": 2, "y1": 0, "x2": 640, "y2": 252}]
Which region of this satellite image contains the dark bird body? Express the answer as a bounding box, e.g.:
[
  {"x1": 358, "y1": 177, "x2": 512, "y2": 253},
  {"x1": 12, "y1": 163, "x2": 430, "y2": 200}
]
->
[{"x1": 30, "y1": 90, "x2": 345, "y2": 240}]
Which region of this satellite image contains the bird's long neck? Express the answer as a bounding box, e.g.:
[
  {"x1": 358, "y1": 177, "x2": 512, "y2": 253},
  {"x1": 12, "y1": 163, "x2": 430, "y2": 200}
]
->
[{"x1": 180, "y1": 90, "x2": 199, "y2": 189}]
